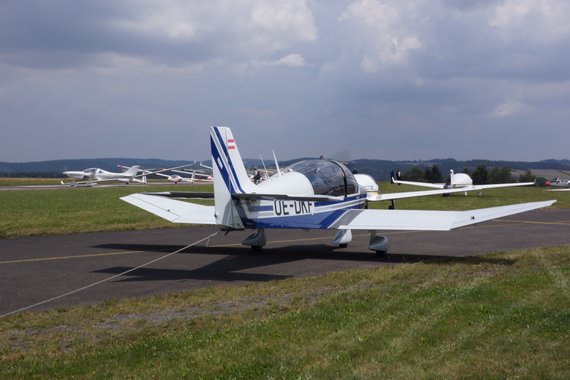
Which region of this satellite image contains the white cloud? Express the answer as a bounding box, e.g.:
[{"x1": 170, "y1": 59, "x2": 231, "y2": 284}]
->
[
  {"x1": 490, "y1": 0, "x2": 570, "y2": 42},
  {"x1": 253, "y1": 53, "x2": 306, "y2": 68},
  {"x1": 250, "y1": 1, "x2": 317, "y2": 43},
  {"x1": 112, "y1": 2, "x2": 198, "y2": 39},
  {"x1": 490, "y1": 100, "x2": 529, "y2": 118},
  {"x1": 110, "y1": 0, "x2": 317, "y2": 65},
  {"x1": 338, "y1": 0, "x2": 422, "y2": 71}
]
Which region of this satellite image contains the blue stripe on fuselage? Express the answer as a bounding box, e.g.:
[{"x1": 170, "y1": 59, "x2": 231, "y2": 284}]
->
[{"x1": 237, "y1": 197, "x2": 365, "y2": 229}]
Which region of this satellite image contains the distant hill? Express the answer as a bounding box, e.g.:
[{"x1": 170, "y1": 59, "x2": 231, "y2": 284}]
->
[{"x1": 1, "y1": 158, "x2": 569, "y2": 180}]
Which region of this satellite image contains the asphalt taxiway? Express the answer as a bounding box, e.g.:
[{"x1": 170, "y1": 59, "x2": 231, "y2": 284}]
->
[{"x1": 0, "y1": 208, "x2": 569, "y2": 315}]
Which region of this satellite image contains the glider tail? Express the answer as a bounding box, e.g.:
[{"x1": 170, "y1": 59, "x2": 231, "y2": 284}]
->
[
  {"x1": 124, "y1": 165, "x2": 140, "y2": 176},
  {"x1": 210, "y1": 126, "x2": 256, "y2": 228}
]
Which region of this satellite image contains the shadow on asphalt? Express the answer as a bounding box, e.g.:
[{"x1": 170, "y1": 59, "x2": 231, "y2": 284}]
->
[{"x1": 93, "y1": 242, "x2": 515, "y2": 283}]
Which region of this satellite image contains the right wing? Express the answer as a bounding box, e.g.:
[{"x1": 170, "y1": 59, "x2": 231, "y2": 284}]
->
[
  {"x1": 392, "y1": 178, "x2": 445, "y2": 189},
  {"x1": 373, "y1": 182, "x2": 536, "y2": 202},
  {"x1": 330, "y1": 200, "x2": 555, "y2": 231},
  {"x1": 369, "y1": 187, "x2": 484, "y2": 201},
  {"x1": 470, "y1": 181, "x2": 535, "y2": 190}
]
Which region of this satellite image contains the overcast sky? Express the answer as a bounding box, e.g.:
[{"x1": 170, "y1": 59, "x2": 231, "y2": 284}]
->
[{"x1": 1, "y1": 0, "x2": 569, "y2": 162}]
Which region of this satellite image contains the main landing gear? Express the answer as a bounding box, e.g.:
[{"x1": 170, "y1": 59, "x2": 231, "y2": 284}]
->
[
  {"x1": 333, "y1": 229, "x2": 390, "y2": 255},
  {"x1": 242, "y1": 228, "x2": 267, "y2": 251},
  {"x1": 241, "y1": 228, "x2": 390, "y2": 255},
  {"x1": 369, "y1": 231, "x2": 390, "y2": 255}
]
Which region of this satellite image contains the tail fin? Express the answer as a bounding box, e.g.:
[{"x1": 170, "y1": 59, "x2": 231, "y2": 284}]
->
[
  {"x1": 210, "y1": 126, "x2": 256, "y2": 228},
  {"x1": 124, "y1": 165, "x2": 140, "y2": 176}
]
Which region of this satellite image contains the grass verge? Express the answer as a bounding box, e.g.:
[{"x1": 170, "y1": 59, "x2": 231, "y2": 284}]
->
[
  {"x1": 1, "y1": 245, "x2": 569, "y2": 378},
  {"x1": 0, "y1": 180, "x2": 567, "y2": 239},
  {"x1": 0, "y1": 184, "x2": 213, "y2": 238}
]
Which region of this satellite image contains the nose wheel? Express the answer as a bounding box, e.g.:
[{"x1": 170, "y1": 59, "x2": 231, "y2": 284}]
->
[{"x1": 332, "y1": 229, "x2": 352, "y2": 248}]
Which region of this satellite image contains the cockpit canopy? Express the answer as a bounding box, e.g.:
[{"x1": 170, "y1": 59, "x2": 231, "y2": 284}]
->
[{"x1": 286, "y1": 159, "x2": 359, "y2": 197}]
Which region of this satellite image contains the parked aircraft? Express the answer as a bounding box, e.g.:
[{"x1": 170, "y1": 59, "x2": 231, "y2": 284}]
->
[
  {"x1": 62, "y1": 165, "x2": 145, "y2": 186},
  {"x1": 121, "y1": 127, "x2": 555, "y2": 254},
  {"x1": 116, "y1": 164, "x2": 212, "y2": 185},
  {"x1": 152, "y1": 170, "x2": 213, "y2": 184},
  {"x1": 546, "y1": 178, "x2": 570, "y2": 191},
  {"x1": 62, "y1": 165, "x2": 191, "y2": 186},
  {"x1": 392, "y1": 169, "x2": 534, "y2": 191}
]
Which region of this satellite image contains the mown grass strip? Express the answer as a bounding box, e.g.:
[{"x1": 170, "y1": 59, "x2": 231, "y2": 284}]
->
[
  {"x1": 1, "y1": 182, "x2": 567, "y2": 239},
  {"x1": 1, "y1": 246, "x2": 569, "y2": 378},
  {"x1": 0, "y1": 184, "x2": 213, "y2": 238}
]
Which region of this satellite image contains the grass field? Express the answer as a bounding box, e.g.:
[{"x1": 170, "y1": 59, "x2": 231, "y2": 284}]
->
[
  {"x1": 0, "y1": 179, "x2": 567, "y2": 239},
  {"x1": 0, "y1": 181, "x2": 213, "y2": 238},
  {"x1": 0, "y1": 245, "x2": 568, "y2": 378}
]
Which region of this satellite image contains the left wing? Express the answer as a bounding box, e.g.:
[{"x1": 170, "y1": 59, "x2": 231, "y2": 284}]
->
[
  {"x1": 139, "y1": 191, "x2": 215, "y2": 199},
  {"x1": 121, "y1": 193, "x2": 216, "y2": 224},
  {"x1": 330, "y1": 200, "x2": 555, "y2": 231}
]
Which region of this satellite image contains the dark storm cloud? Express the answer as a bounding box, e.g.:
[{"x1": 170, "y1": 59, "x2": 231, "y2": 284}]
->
[{"x1": 0, "y1": 1, "x2": 220, "y2": 68}]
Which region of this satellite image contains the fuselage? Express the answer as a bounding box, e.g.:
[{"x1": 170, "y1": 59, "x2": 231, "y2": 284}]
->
[
  {"x1": 62, "y1": 168, "x2": 97, "y2": 180},
  {"x1": 233, "y1": 159, "x2": 368, "y2": 229},
  {"x1": 63, "y1": 166, "x2": 140, "y2": 182},
  {"x1": 546, "y1": 178, "x2": 570, "y2": 188}
]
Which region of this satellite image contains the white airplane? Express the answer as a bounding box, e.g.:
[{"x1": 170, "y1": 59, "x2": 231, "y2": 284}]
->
[
  {"x1": 121, "y1": 126, "x2": 555, "y2": 254},
  {"x1": 62, "y1": 165, "x2": 146, "y2": 186},
  {"x1": 152, "y1": 169, "x2": 213, "y2": 184},
  {"x1": 63, "y1": 164, "x2": 193, "y2": 186},
  {"x1": 117, "y1": 163, "x2": 212, "y2": 185},
  {"x1": 546, "y1": 177, "x2": 570, "y2": 191},
  {"x1": 392, "y1": 169, "x2": 534, "y2": 191}
]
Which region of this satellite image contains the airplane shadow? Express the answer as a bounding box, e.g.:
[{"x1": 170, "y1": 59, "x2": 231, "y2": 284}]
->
[
  {"x1": 94, "y1": 265, "x2": 289, "y2": 283},
  {"x1": 92, "y1": 242, "x2": 515, "y2": 283}
]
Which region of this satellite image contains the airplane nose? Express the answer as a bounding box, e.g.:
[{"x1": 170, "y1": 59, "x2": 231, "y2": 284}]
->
[{"x1": 546, "y1": 181, "x2": 551, "y2": 186}]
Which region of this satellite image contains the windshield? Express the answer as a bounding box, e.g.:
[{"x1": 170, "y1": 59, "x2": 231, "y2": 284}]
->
[{"x1": 287, "y1": 160, "x2": 358, "y2": 196}]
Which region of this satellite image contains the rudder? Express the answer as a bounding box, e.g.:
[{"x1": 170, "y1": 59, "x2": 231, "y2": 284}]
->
[{"x1": 210, "y1": 126, "x2": 256, "y2": 228}]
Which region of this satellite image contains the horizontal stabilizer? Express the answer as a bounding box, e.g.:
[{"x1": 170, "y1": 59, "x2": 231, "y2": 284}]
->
[
  {"x1": 121, "y1": 194, "x2": 216, "y2": 224},
  {"x1": 331, "y1": 200, "x2": 555, "y2": 231}
]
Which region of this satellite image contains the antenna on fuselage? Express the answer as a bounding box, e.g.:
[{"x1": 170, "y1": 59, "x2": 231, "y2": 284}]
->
[
  {"x1": 273, "y1": 150, "x2": 282, "y2": 176},
  {"x1": 260, "y1": 154, "x2": 269, "y2": 180}
]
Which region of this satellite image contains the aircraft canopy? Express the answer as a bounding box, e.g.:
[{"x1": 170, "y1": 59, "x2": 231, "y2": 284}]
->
[{"x1": 287, "y1": 159, "x2": 358, "y2": 197}]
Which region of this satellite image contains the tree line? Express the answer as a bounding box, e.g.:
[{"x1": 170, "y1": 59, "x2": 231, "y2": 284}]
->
[{"x1": 402, "y1": 165, "x2": 536, "y2": 185}]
